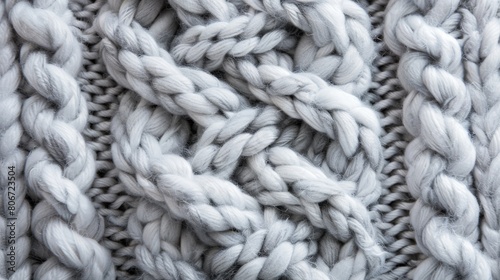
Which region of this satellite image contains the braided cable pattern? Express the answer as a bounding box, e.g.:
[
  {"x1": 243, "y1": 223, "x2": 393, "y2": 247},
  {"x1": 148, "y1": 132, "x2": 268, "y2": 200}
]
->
[
  {"x1": 96, "y1": 0, "x2": 386, "y2": 278},
  {"x1": 385, "y1": 0, "x2": 492, "y2": 278},
  {"x1": 242, "y1": 0, "x2": 375, "y2": 97},
  {"x1": 170, "y1": 3, "x2": 383, "y2": 205},
  {"x1": 103, "y1": 13, "x2": 332, "y2": 278},
  {"x1": 3, "y1": 0, "x2": 497, "y2": 278},
  {"x1": 0, "y1": 0, "x2": 32, "y2": 278},
  {"x1": 111, "y1": 92, "x2": 332, "y2": 279},
  {"x1": 462, "y1": 0, "x2": 500, "y2": 277},
  {"x1": 129, "y1": 200, "x2": 208, "y2": 280},
  {"x1": 10, "y1": 0, "x2": 114, "y2": 278},
  {"x1": 114, "y1": 92, "x2": 209, "y2": 279},
  {"x1": 97, "y1": 0, "x2": 384, "y2": 204},
  {"x1": 237, "y1": 147, "x2": 385, "y2": 278}
]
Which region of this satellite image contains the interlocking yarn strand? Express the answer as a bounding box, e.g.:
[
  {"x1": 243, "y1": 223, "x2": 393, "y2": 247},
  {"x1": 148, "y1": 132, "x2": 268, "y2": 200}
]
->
[
  {"x1": 462, "y1": 0, "x2": 500, "y2": 277},
  {"x1": 96, "y1": 0, "x2": 385, "y2": 278},
  {"x1": 9, "y1": 0, "x2": 115, "y2": 278},
  {"x1": 0, "y1": 0, "x2": 31, "y2": 279},
  {"x1": 385, "y1": 0, "x2": 493, "y2": 279},
  {"x1": 2, "y1": 0, "x2": 500, "y2": 279}
]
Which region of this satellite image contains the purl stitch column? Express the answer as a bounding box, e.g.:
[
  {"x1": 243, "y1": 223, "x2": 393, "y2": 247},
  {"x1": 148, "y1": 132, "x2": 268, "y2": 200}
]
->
[
  {"x1": 69, "y1": 0, "x2": 138, "y2": 277},
  {"x1": 367, "y1": 0, "x2": 421, "y2": 278}
]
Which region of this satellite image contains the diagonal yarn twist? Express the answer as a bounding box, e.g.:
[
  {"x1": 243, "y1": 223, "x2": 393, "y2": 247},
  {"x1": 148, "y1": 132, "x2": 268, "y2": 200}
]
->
[{"x1": 4, "y1": 0, "x2": 500, "y2": 279}]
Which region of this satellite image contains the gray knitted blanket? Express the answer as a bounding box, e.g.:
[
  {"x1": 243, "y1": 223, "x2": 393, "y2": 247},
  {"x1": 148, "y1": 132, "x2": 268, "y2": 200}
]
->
[{"x1": 1, "y1": 0, "x2": 499, "y2": 279}]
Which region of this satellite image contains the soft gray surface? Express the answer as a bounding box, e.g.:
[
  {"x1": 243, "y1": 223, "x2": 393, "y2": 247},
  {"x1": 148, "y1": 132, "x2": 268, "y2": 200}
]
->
[{"x1": 0, "y1": 0, "x2": 497, "y2": 279}]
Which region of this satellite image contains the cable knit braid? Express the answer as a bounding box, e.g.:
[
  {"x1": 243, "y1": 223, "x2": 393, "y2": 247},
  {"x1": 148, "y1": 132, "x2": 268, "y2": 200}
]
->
[
  {"x1": 113, "y1": 91, "x2": 209, "y2": 279},
  {"x1": 384, "y1": 0, "x2": 492, "y2": 279},
  {"x1": 103, "y1": 15, "x2": 332, "y2": 278},
  {"x1": 172, "y1": 0, "x2": 373, "y2": 98},
  {"x1": 241, "y1": 0, "x2": 374, "y2": 97},
  {"x1": 0, "y1": 1, "x2": 32, "y2": 278},
  {"x1": 234, "y1": 117, "x2": 385, "y2": 277},
  {"x1": 4, "y1": 0, "x2": 500, "y2": 278},
  {"x1": 170, "y1": 1, "x2": 383, "y2": 208},
  {"x1": 129, "y1": 200, "x2": 208, "y2": 280},
  {"x1": 111, "y1": 91, "x2": 333, "y2": 279},
  {"x1": 462, "y1": 1, "x2": 500, "y2": 277},
  {"x1": 236, "y1": 147, "x2": 385, "y2": 278},
  {"x1": 184, "y1": 5, "x2": 386, "y2": 273},
  {"x1": 96, "y1": 0, "x2": 388, "y2": 278},
  {"x1": 9, "y1": 0, "x2": 114, "y2": 278},
  {"x1": 97, "y1": 0, "x2": 384, "y2": 203}
]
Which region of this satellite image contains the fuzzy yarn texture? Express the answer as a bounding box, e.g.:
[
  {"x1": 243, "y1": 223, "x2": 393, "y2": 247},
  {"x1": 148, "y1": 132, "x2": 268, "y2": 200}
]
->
[{"x1": 1, "y1": 0, "x2": 499, "y2": 279}]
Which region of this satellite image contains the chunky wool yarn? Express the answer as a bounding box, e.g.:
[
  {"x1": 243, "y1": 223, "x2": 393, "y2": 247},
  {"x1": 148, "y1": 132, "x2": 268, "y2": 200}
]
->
[{"x1": 1, "y1": 0, "x2": 499, "y2": 279}]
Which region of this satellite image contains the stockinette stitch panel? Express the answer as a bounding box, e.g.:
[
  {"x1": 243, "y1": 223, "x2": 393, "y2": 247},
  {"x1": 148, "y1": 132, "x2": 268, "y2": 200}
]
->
[{"x1": 0, "y1": 0, "x2": 498, "y2": 279}]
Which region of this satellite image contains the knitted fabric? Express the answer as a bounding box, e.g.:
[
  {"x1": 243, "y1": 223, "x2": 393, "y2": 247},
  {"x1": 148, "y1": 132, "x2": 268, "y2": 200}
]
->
[{"x1": 1, "y1": 0, "x2": 499, "y2": 279}]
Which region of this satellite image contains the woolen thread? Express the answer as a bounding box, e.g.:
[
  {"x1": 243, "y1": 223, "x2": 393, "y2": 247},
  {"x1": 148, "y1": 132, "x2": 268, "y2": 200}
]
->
[{"x1": 1, "y1": 0, "x2": 499, "y2": 279}]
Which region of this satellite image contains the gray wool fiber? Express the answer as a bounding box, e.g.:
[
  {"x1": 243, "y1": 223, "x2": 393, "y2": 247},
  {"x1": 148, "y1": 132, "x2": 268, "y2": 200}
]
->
[{"x1": 0, "y1": 0, "x2": 499, "y2": 279}]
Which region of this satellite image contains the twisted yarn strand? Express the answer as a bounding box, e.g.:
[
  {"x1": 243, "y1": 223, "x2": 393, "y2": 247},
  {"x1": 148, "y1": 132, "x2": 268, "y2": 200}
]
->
[
  {"x1": 462, "y1": 0, "x2": 500, "y2": 277},
  {"x1": 98, "y1": 0, "x2": 387, "y2": 278},
  {"x1": 4, "y1": 0, "x2": 500, "y2": 278},
  {"x1": 113, "y1": 91, "x2": 208, "y2": 279},
  {"x1": 103, "y1": 11, "x2": 330, "y2": 278},
  {"x1": 0, "y1": 0, "x2": 32, "y2": 278},
  {"x1": 385, "y1": 0, "x2": 492, "y2": 278},
  {"x1": 237, "y1": 147, "x2": 385, "y2": 278},
  {"x1": 97, "y1": 0, "x2": 384, "y2": 204},
  {"x1": 129, "y1": 200, "x2": 208, "y2": 280},
  {"x1": 170, "y1": 2, "x2": 383, "y2": 208},
  {"x1": 242, "y1": 0, "x2": 374, "y2": 97},
  {"x1": 10, "y1": 0, "x2": 114, "y2": 278},
  {"x1": 111, "y1": 91, "x2": 331, "y2": 279}
]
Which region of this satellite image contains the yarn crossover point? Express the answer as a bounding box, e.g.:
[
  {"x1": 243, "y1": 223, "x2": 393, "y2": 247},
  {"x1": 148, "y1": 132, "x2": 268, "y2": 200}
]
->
[{"x1": 1, "y1": 0, "x2": 499, "y2": 279}]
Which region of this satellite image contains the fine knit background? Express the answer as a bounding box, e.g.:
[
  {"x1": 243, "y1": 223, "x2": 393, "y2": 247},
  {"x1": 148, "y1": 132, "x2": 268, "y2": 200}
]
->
[{"x1": 1, "y1": 0, "x2": 499, "y2": 279}]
